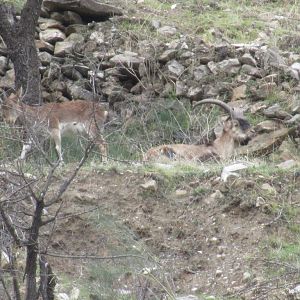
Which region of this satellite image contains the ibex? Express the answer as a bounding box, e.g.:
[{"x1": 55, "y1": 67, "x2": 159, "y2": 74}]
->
[
  {"x1": 1, "y1": 89, "x2": 108, "y2": 163},
  {"x1": 144, "y1": 99, "x2": 252, "y2": 162}
]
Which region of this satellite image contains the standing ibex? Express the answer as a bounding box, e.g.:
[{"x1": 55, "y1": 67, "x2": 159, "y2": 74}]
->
[
  {"x1": 1, "y1": 89, "x2": 108, "y2": 162},
  {"x1": 144, "y1": 99, "x2": 252, "y2": 162}
]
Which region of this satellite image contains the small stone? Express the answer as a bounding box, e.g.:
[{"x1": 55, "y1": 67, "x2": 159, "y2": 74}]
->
[
  {"x1": 263, "y1": 104, "x2": 291, "y2": 119},
  {"x1": 255, "y1": 120, "x2": 282, "y2": 133},
  {"x1": 175, "y1": 189, "x2": 188, "y2": 197},
  {"x1": 239, "y1": 53, "x2": 257, "y2": 67},
  {"x1": 167, "y1": 60, "x2": 184, "y2": 76},
  {"x1": 215, "y1": 269, "x2": 223, "y2": 277},
  {"x1": 242, "y1": 271, "x2": 252, "y2": 283},
  {"x1": 158, "y1": 26, "x2": 177, "y2": 36},
  {"x1": 276, "y1": 160, "x2": 299, "y2": 170},
  {"x1": 261, "y1": 183, "x2": 276, "y2": 194},
  {"x1": 140, "y1": 180, "x2": 158, "y2": 192}
]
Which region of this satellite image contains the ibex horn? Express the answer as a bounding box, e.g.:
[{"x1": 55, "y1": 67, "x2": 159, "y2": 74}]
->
[{"x1": 193, "y1": 99, "x2": 242, "y2": 119}]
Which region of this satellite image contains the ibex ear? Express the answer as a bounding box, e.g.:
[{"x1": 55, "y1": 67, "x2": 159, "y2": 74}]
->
[{"x1": 223, "y1": 119, "x2": 233, "y2": 131}]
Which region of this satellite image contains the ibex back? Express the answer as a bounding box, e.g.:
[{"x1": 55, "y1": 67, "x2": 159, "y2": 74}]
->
[
  {"x1": 2, "y1": 90, "x2": 108, "y2": 162},
  {"x1": 144, "y1": 99, "x2": 253, "y2": 162}
]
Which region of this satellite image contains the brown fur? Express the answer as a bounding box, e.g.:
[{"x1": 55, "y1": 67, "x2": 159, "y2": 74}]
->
[
  {"x1": 2, "y1": 91, "x2": 108, "y2": 162},
  {"x1": 144, "y1": 119, "x2": 252, "y2": 162}
]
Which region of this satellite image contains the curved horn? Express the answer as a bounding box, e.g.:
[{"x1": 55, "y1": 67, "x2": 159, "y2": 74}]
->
[{"x1": 193, "y1": 99, "x2": 237, "y2": 119}]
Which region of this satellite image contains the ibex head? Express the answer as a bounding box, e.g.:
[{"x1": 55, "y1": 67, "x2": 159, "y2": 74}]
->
[{"x1": 193, "y1": 99, "x2": 252, "y2": 144}]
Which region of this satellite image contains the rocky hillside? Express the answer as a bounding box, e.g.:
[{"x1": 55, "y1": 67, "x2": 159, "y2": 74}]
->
[
  {"x1": 0, "y1": 0, "x2": 299, "y2": 162},
  {"x1": 0, "y1": 1, "x2": 300, "y2": 300}
]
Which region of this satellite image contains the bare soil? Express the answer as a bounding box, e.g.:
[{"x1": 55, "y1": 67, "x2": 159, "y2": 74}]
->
[{"x1": 44, "y1": 166, "x2": 300, "y2": 299}]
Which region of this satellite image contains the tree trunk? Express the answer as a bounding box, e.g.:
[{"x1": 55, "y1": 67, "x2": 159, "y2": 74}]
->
[
  {"x1": 0, "y1": 0, "x2": 43, "y2": 104},
  {"x1": 24, "y1": 199, "x2": 44, "y2": 300}
]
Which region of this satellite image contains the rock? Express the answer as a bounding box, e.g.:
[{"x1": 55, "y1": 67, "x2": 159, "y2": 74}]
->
[
  {"x1": 241, "y1": 64, "x2": 262, "y2": 77},
  {"x1": 110, "y1": 52, "x2": 144, "y2": 69},
  {"x1": 237, "y1": 127, "x2": 295, "y2": 156},
  {"x1": 89, "y1": 31, "x2": 105, "y2": 45},
  {"x1": 261, "y1": 183, "x2": 276, "y2": 194},
  {"x1": 277, "y1": 160, "x2": 299, "y2": 170},
  {"x1": 216, "y1": 58, "x2": 240, "y2": 75},
  {"x1": 255, "y1": 120, "x2": 282, "y2": 133},
  {"x1": 66, "y1": 83, "x2": 98, "y2": 101},
  {"x1": 187, "y1": 87, "x2": 202, "y2": 101},
  {"x1": 175, "y1": 189, "x2": 188, "y2": 197},
  {"x1": 57, "y1": 293, "x2": 69, "y2": 300},
  {"x1": 250, "y1": 102, "x2": 267, "y2": 113},
  {"x1": 255, "y1": 47, "x2": 286, "y2": 70},
  {"x1": 263, "y1": 104, "x2": 291, "y2": 119},
  {"x1": 167, "y1": 60, "x2": 184, "y2": 76},
  {"x1": 159, "y1": 49, "x2": 177, "y2": 63},
  {"x1": 63, "y1": 11, "x2": 83, "y2": 25},
  {"x1": 70, "y1": 287, "x2": 80, "y2": 300},
  {"x1": 239, "y1": 53, "x2": 257, "y2": 67},
  {"x1": 288, "y1": 284, "x2": 300, "y2": 299},
  {"x1": 242, "y1": 271, "x2": 252, "y2": 283},
  {"x1": 43, "y1": 0, "x2": 123, "y2": 21},
  {"x1": 221, "y1": 162, "x2": 251, "y2": 182},
  {"x1": 35, "y1": 39, "x2": 54, "y2": 53},
  {"x1": 291, "y1": 62, "x2": 300, "y2": 73},
  {"x1": 140, "y1": 180, "x2": 158, "y2": 192},
  {"x1": 231, "y1": 84, "x2": 247, "y2": 101},
  {"x1": 54, "y1": 33, "x2": 84, "y2": 56},
  {"x1": 207, "y1": 61, "x2": 218, "y2": 75},
  {"x1": 193, "y1": 65, "x2": 210, "y2": 80},
  {"x1": 291, "y1": 99, "x2": 300, "y2": 113},
  {"x1": 39, "y1": 17, "x2": 65, "y2": 31},
  {"x1": 151, "y1": 19, "x2": 161, "y2": 29},
  {"x1": 40, "y1": 28, "x2": 66, "y2": 44},
  {"x1": 61, "y1": 65, "x2": 82, "y2": 80},
  {"x1": 39, "y1": 51, "x2": 53, "y2": 66},
  {"x1": 285, "y1": 114, "x2": 300, "y2": 125},
  {"x1": 215, "y1": 269, "x2": 223, "y2": 277},
  {"x1": 176, "y1": 296, "x2": 199, "y2": 300},
  {"x1": 157, "y1": 26, "x2": 177, "y2": 36},
  {"x1": 175, "y1": 81, "x2": 187, "y2": 96}
]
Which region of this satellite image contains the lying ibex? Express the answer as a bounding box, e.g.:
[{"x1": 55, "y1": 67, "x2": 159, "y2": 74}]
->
[
  {"x1": 1, "y1": 89, "x2": 108, "y2": 162},
  {"x1": 144, "y1": 99, "x2": 252, "y2": 162}
]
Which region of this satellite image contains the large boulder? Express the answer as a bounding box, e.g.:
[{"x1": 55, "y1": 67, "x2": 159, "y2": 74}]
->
[{"x1": 43, "y1": 0, "x2": 123, "y2": 21}]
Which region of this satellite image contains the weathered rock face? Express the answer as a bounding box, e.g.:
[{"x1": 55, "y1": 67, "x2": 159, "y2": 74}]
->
[{"x1": 43, "y1": 0, "x2": 123, "y2": 21}]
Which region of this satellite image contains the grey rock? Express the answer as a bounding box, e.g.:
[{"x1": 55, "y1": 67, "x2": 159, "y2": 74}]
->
[
  {"x1": 277, "y1": 160, "x2": 299, "y2": 170},
  {"x1": 187, "y1": 86, "x2": 202, "y2": 100},
  {"x1": 216, "y1": 58, "x2": 240, "y2": 74},
  {"x1": 38, "y1": 17, "x2": 64, "y2": 31},
  {"x1": 151, "y1": 19, "x2": 161, "y2": 29},
  {"x1": 35, "y1": 40, "x2": 54, "y2": 53},
  {"x1": 285, "y1": 114, "x2": 300, "y2": 125},
  {"x1": 110, "y1": 52, "x2": 144, "y2": 69},
  {"x1": 167, "y1": 60, "x2": 184, "y2": 76},
  {"x1": 176, "y1": 296, "x2": 199, "y2": 300},
  {"x1": 207, "y1": 61, "x2": 218, "y2": 75},
  {"x1": 63, "y1": 10, "x2": 83, "y2": 25},
  {"x1": 159, "y1": 49, "x2": 177, "y2": 63},
  {"x1": 193, "y1": 65, "x2": 210, "y2": 80},
  {"x1": 89, "y1": 31, "x2": 105, "y2": 45},
  {"x1": 255, "y1": 120, "x2": 282, "y2": 133},
  {"x1": 140, "y1": 180, "x2": 158, "y2": 192},
  {"x1": 54, "y1": 33, "x2": 84, "y2": 57},
  {"x1": 263, "y1": 104, "x2": 291, "y2": 119},
  {"x1": 175, "y1": 81, "x2": 187, "y2": 96},
  {"x1": 39, "y1": 51, "x2": 53, "y2": 66},
  {"x1": 241, "y1": 64, "x2": 262, "y2": 77},
  {"x1": 40, "y1": 28, "x2": 66, "y2": 44},
  {"x1": 157, "y1": 26, "x2": 177, "y2": 36},
  {"x1": 66, "y1": 83, "x2": 98, "y2": 101},
  {"x1": 239, "y1": 53, "x2": 257, "y2": 67}
]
